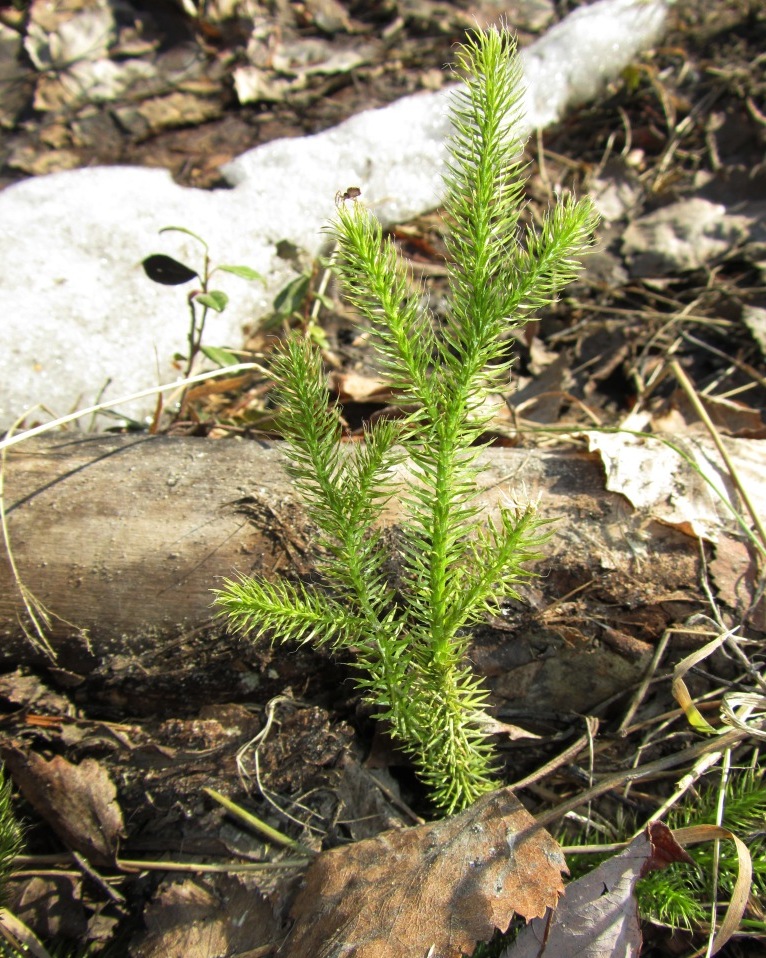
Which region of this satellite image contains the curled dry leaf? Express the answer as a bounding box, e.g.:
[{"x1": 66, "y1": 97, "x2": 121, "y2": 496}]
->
[
  {"x1": 672, "y1": 824, "x2": 753, "y2": 955},
  {"x1": 282, "y1": 787, "x2": 566, "y2": 958},
  {"x1": 503, "y1": 822, "x2": 694, "y2": 958},
  {"x1": 130, "y1": 875, "x2": 279, "y2": 958},
  {"x1": 7, "y1": 874, "x2": 87, "y2": 941},
  {"x1": 0, "y1": 746, "x2": 125, "y2": 867},
  {"x1": 586, "y1": 415, "x2": 766, "y2": 542}
]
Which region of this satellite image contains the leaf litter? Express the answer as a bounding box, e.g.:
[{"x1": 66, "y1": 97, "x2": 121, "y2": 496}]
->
[
  {"x1": 130, "y1": 874, "x2": 279, "y2": 958},
  {"x1": 0, "y1": 747, "x2": 124, "y2": 868},
  {"x1": 503, "y1": 823, "x2": 693, "y2": 958}
]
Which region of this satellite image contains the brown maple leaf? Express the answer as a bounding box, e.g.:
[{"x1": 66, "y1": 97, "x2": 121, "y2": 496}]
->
[{"x1": 283, "y1": 786, "x2": 566, "y2": 958}]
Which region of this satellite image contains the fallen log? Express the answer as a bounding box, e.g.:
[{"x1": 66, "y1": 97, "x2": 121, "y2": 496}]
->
[{"x1": 0, "y1": 433, "x2": 728, "y2": 713}]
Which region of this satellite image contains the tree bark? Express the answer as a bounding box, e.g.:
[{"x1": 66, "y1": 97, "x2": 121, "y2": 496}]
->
[{"x1": 0, "y1": 434, "x2": 708, "y2": 711}]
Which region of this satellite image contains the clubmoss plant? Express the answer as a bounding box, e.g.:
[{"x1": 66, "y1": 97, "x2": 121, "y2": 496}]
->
[
  {"x1": 216, "y1": 26, "x2": 598, "y2": 813},
  {"x1": 563, "y1": 767, "x2": 764, "y2": 941},
  {"x1": 0, "y1": 764, "x2": 24, "y2": 958},
  {"x1": 0, "y1": 766, "x2": 23, "y2": 906},
  {"x1": 639, "y1": 767, "x2": 765, "y2": 936}
]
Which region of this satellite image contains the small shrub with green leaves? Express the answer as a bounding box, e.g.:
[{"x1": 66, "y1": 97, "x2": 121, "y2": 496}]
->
[
  {"x1": 216, "y1": 27, "x2": 598, "y2": 813},
  {"x1": 142, "y1": 226, "x2": 263, "y2": 376}
]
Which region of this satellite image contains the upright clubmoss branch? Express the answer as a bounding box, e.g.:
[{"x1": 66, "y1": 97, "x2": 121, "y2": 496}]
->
[{"x1": 216, "y1": 26, "x2": 599, "y2": 814}]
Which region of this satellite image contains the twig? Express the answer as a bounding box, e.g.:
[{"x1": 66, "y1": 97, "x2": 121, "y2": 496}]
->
[
  {"x1": 533, "y1": 727, "x2": 746, "y2": 830},
  {"x1": 509, "y1": 718, "x2": 598, "y2": 791},
  {"x1": 0, "y1": 363, "x2": 264, "y2": 453},
  {"x1": 617, "y1": 628, "x2": 671, "y2": 734}
]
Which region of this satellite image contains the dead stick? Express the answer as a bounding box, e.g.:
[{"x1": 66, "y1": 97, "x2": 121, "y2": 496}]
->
[{"x1": 533, "y1": 727, "x2": 746, "y2": 830}]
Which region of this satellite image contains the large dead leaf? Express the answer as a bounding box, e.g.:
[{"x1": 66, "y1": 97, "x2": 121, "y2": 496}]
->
[
  {"x1": 0, "y1": 746, "x2": 125, "y2": 866},
  {"x1": 327, "y1": 371, "x2": 393, "y2": 404},
  {"x1": 282, "y1": 787, "x2": 566, "y2": 958},
  {"x1": 621, "y1": 198, "x2": 751, "y2": 276},
  {"x1": 503, "y1": 822, "x2": 694, "y2": 958},
  {"x1": 586, "y1": 412, "x2": 766, "y2": 541}
]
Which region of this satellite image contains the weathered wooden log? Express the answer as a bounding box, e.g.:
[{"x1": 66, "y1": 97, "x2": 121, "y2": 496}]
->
[{"x1": 0, "y1": 434, "x2": 710, "y2": 712}]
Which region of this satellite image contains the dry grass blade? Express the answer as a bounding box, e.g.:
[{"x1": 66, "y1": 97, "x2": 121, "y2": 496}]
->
[
  {"x1": 671, "y1": 629, "x2": 736, "y2": 735},
  {"x1": 673, "y1": 824, "x2": 753, "y2": 956},
  {"x1": 721, "y1": 692, "x2": 766, "y2": 739},
  {"x1": 0, "y1": 363, "x2": 263, "y2": 453},
  {"x1": 533, "y1": 727, "x2": 747, "y2": 832},
  {"x1": 0, "y1": 907, "x2": 54, "y2": 958},
  {"x1": 203, "y1": 787, "x2": 315, "y2": 858}
]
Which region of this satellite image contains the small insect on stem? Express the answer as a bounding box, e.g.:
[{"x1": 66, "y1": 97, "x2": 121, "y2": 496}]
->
[{"x1": 336, "y1": 186, "x2": 362, "y2": 206}]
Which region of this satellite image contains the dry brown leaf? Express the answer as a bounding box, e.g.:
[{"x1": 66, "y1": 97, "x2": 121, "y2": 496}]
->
[
  {"x1": 668, "y1": 389, "x2": 766, "y2": 440},
  {"x1": 586, "y1": 412, "x2": 766, "y2": 541},
  {"x1": 0, "y1": 669, "x2": 71, "y2": 714},
  {"x1": 327, "y1": 371, "x2": 393, "y2": 404},
  {"x1": 503, "y1": 822, "x2": 694, "y2": 958},
  {"x1": 0, "y1": 747, "x2": 125, "y2": 866},
  {"x1": 130, "y1": 875, "x2": 279, "y2": 958},
  {"x1": 282, "y1": 787, "x2": 566, "y2": 958},
  {"x1": 6, "y1": 874, "x2": 87, "y2": 941},
  {"x1": 710, "y1": 535, "x2": 766, "y2": 630}
]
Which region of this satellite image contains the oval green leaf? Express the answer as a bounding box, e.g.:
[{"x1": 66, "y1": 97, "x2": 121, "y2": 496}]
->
[
  {"x1": 273, "y1": 273, "x2": 310, "y2": 317},
  {"x1": 195, "y1": 290, "x2": 229, "y2": 312},
  {"x1": 218, "y1": 265, "x2": 264, "y2": 282},
  {"x1": 201, "y1": 345, "x2": 240, "y2": 368}
]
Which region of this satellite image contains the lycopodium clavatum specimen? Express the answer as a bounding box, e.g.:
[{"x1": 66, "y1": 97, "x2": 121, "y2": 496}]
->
[{"x1": 216, "y1": 26, "x2": 598, "y2": 813}]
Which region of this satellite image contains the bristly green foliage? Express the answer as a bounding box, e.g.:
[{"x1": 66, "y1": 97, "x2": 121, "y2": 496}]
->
[
  {"x1": 639, "y1": 767, "x2": 766, "y2": 935},
  {"x1": 561, "y1": 767, "x2": 765, "y2": 940},
  {"x1": 0, "y1": 767, "x2": 26, "y2": 958},
  {"x1": 0, "y1": 765, "x2": 23, "y2": 907},
  {"x1": 216, "y1": 27, "x2": 598, "y2": 813}
]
